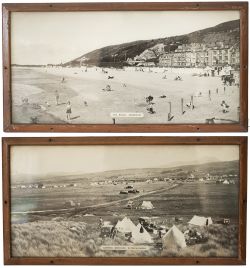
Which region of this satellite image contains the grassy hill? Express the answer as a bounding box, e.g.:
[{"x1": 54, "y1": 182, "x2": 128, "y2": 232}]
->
[
  {"x1": 65, "y1": 19, "x2": 240, "y2": 67},
  {"x1": 13, "y1": 160, "x2": 239, "y2": 185}
]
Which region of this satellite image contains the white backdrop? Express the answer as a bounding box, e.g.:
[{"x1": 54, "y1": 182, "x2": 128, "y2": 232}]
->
[{"x1": 0, "y1": 0, "x2": 248, "y2": 267}]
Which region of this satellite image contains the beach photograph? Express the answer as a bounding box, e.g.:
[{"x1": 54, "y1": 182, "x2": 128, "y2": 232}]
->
[
  {"x1": 11, "y1": 11, "x2": 240, "y2": 124},
  {"x1": 10, "y1": 144, "x2": 240, "y2": 258}
]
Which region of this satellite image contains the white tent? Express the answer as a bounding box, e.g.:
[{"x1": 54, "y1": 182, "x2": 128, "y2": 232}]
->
[
  {"x1": 223, "y1": 180, "x2": 230, "y2": 185},
  {"x1": 103, "y1": 221, "x2": 113, "y2": 227},
  {"x1": 130, "y1": 223, "x2": 153, "y2": 244},
  {"x1": 162, "y1": 225, "x2": 186, "y2": 250},
  {"x1": 188, "y1": 215, "x2": 213, "y2": 226},
  {"x1": 224, "y1": 65, "x2": 233, "y2": 75},
  {"x1": 220, "y1": 69, "x2": 226, "y2": 76},
  {"x1": 204, "y1": 66, "x2": 212, "y2": 73},
  {"x1": 141, "y1": 201, "x2": 154, "y2": 210},
  {"x1": 204, "y1": 66, "x2": 212, "y2": 71},
  {"x1": 115, "y1": 217, "x2": 137, "y2": 233},
  {"x1": 194, "y1": 91, "x2": 203, "y2": 97}
]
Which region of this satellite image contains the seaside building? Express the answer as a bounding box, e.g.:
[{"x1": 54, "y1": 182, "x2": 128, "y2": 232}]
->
[
  {"x1": 229, "y1": 44, "x2": 240, "y2": 67},
  {"x1": 157, "y1": 42, "x2": 239, "y2": 68}
]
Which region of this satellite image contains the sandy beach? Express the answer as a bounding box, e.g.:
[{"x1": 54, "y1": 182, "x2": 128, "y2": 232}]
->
[{"x1": 11, "y1": 66, "x2": 240, "y2": 124}]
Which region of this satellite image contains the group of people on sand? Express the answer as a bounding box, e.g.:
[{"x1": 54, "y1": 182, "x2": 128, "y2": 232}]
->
[
  {"x1": 55, "y1": 91, "x2": 88, "y2": 121},
  {"x1": 52, "y1": 73, "x2": 232, "y2": 122},
  {"x1": 54, "y1": 89, "x2": 72, "y2": 121},
  {"x1": 56, "y1": 77, "x2": 72, "y2": 120},
  {"x1": 54, "y1": 77, "x2": 90, "y2": 121}
]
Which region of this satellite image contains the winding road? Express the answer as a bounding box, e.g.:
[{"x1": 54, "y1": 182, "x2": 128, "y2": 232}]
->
[{"x1": 11, "y1": 183, "x2": 180, "y2": 215}]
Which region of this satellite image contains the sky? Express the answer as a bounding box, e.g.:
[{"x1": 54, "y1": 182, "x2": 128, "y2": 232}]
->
[
  {"x1": 11, "y1": 145, "x2": 239, "y2": 181},
  {"x1": 11, "y1": 10, "x2": 240, "y2": 65}
]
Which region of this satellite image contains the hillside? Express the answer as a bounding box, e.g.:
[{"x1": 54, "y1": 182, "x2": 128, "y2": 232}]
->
[
  {"x1": 13, "y1": 160, "x2": 239, "y2": 185},
  {"x1": 65, "y1": 19, "x2": 240, "y2": 67}
]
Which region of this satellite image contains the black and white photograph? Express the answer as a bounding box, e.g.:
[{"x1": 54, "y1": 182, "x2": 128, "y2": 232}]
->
[
  {"x1": 11, "y1": 10, "x2": 241, "y2": 125},
  {"x1": 10, "y1": 144, "x2": 240, "y2": 258}
]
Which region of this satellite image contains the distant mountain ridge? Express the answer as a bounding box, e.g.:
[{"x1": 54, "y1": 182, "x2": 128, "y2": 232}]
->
[{"x1": 65, "y1": 19, "x2": 240, "y2": 67}]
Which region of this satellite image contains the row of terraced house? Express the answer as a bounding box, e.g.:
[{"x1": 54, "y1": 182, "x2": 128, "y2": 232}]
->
[{"x1": 158, "y1": 42, "x2": 240, "y2": 68}]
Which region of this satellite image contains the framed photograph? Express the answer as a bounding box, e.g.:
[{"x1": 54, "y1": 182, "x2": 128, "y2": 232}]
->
[
  {"x1": 2, "y1": 2, "x2": 248, "y2": 132},
  {"x1": 2, "y1": 136, "x2": 247, "y2": 265}
]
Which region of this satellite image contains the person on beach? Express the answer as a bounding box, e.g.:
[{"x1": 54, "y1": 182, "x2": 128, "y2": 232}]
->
[
  {"x1": 22, "y1": 97, "x2": 29, "y2": 105},
  {"x1": 55, "y1": 90, "x2": 59, "y2": 105},
  {"x1": 147, "y1": 103, "x2": 155, "y2": 114},
  {"x1": 45, "y1": 101, "x2": 50, "y2": 107},
  {"x1": 66, "y1": 101, "x2": 72, "y2": 120},
  {"x1": 186, "y1": 101, "x2": 193, "y2": 109},
  {"x1": 221, "y1": 100, "x2": 229, "y2": 113}
]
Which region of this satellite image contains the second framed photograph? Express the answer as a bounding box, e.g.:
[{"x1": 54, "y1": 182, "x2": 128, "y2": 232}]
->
[
  {"x1": 2, "y1": 136, "x2": 247, "y2": 265},
  {"x1": 2, "y1": 2, "x2": 248, "y2": 132}
]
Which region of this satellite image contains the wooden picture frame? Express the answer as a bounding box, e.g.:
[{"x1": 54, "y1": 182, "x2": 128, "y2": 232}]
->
[
  {"x1": 2, "y1": 136, "x2": 247, "y2": 265},
  {"x1": 2, "y1": 2, "x2": 248, "y2": 132}
]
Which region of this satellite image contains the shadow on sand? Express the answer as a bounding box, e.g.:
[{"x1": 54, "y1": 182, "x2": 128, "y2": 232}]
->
[{"x1": 71, "y1": 116, "x2": 80, "y2": 120}]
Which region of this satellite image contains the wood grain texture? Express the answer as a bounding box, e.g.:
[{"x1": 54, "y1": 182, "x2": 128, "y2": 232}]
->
[
  {"x1": 2, "y1": 2, "x2": 248, "y2": 132},
  {"x1": 2, "y1": 136, "x2": 247, "y2": 265},
  {"x1": 1, "y1": 2, "x2": 248, "y2": 12}
]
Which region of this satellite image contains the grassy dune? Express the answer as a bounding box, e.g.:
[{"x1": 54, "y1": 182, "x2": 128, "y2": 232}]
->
[
  {"x1": 11, "y1": 219, "x2": 159, "y2": 257},
  {"x1": 11, "y1": 219, "x2": 238, "y2": 257}
]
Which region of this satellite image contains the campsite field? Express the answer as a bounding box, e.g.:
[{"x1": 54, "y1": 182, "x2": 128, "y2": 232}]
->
[
  {"x1": 11, "y1": 66, "x2": 240, "y2": 124},
  {"x1": 11, "y1": 181, "x2": 238, "y2": 221},
  {"x1": 11, "y1": 177, "x2": 239, "y2": 257}
]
